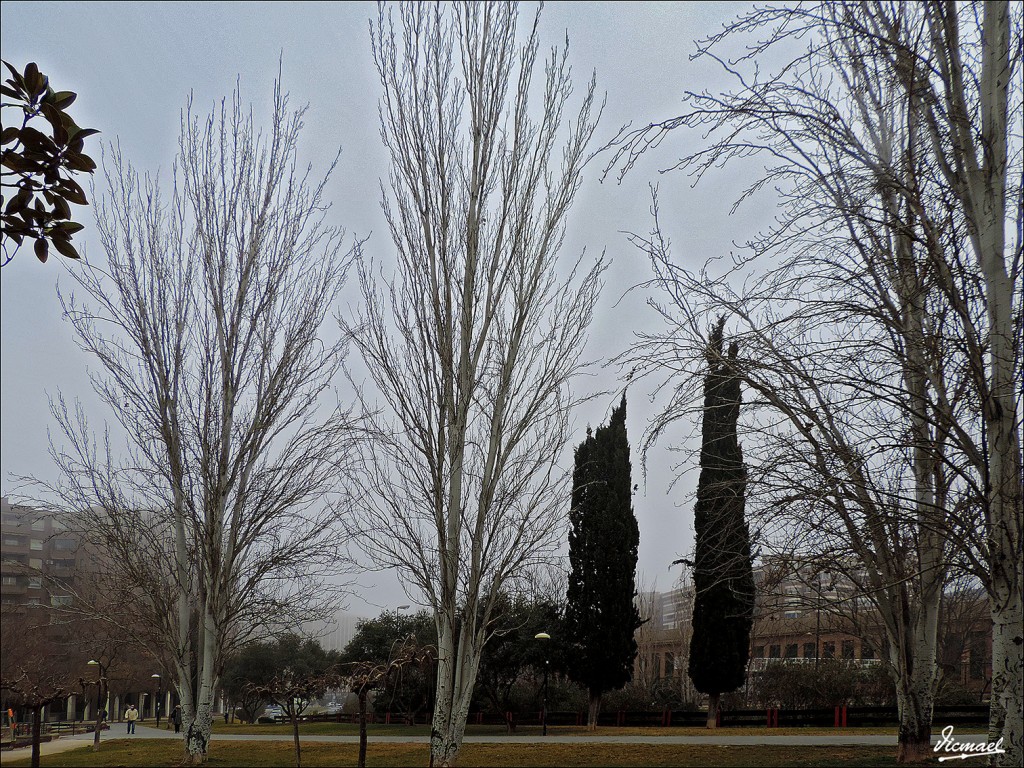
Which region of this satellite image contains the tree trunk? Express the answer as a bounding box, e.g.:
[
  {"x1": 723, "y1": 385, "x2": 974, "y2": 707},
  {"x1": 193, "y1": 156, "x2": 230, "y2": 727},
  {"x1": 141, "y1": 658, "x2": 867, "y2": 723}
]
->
[
  {"x1": 895, "y1": 681, "x2": 935, "y2": 763},
  {"x1": 92, "y1": 677, "x2": 106, "y2": 751},
  {"x1": 184, "y1": 703, "x2": 213, "y2": 765},
  {"x1": 430, "y1": 691, "x2": 472, "y2": 768},
  {"x1": 290, "y1": 714, "x2": 301, "y2": 768},
  {"x1": 587, "y1": 691, "x2": 601, "y2": 732},
  {"x1": 706, "y1": 692, "x2": 720, "y2": 730},
  {"x1": 990, "y1": 583, "x2": 1023, "y2": 767},
  {"x1": 30, "y1": 705, "x2": 42, "y2": 768},
  {"x1": 357, "y1": 690, "x2": 367, "y2": 768}
]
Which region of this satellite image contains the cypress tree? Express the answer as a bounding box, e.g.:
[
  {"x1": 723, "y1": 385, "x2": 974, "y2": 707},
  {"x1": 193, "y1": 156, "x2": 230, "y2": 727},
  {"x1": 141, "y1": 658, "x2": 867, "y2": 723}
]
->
[
  {"x1": 565, "y1": 394, "x2": 642, "y2": 730},
  {"x1": 688, "y1": 318, "x2": 755, "y2": 728}
]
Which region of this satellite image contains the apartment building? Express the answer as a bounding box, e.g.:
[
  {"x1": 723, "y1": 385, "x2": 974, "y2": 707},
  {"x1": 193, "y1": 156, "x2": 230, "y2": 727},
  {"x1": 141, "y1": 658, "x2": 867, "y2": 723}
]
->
[{"x1": 634, "y1": 562, "x2": 991, "y2": 698}]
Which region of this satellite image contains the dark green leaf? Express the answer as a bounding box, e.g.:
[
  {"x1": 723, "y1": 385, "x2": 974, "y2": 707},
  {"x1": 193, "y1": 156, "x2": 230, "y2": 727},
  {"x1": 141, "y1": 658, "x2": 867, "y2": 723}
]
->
[
  {"x1": 52, "y1": 237, "x2": 80, "y2": 260},
  {"x1": 2, "y1": 60, "x2": 24, "y2": 90},
  {"x1": 69, "y1": 127, "x2": 100, "y2": 141},
  {"x1": 0, "y1": 84, "x2": 21, "y2": 100},
  {"x1": 66, "y1": 153, "x2": 97, "y2": 173},
  {"x1": 1, "y1": 127, "x2": 18, "y2": 145},
  {"x1": 50, "y1": 90, "x2": 76, "y2": 109},
  {"x1": 55, "y1": 221, "x2": 84, "y2": 235},
  {"x1": 34, "y1": 236, "x2": 48, "y2": 263},
  {"x1": 62, "y1": 185, "x2": 88, "y2": 206},
  {"x1": 24, "y1": 63, "x2": 41, "y2": 95}
]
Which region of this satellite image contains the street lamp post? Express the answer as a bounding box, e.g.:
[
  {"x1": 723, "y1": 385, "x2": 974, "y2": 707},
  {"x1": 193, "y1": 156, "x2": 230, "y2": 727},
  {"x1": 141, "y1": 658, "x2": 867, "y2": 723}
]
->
[
  {"x1": 86, "y1": 660, "x2": 106, "y2": 751},
  {"x1": 534, "y1": 632, "x2": 550, "y2": 736},
  {"x1": 151, "y1": 674, "x2": 162, "y2": 728}
]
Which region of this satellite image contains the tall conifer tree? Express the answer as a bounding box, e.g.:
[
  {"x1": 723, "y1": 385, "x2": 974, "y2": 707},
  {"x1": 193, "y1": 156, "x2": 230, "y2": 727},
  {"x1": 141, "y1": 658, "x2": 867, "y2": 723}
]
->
[
  {"x1": 688, "y1": 319, "x2": 755, "y2": 728},
  {"x1": 565, "y1": 394, "x2": 642, "y2": 730}
]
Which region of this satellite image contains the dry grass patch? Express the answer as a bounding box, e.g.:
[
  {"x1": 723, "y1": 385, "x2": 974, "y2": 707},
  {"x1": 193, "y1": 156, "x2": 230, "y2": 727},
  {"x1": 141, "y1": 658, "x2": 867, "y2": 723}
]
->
[{"x1": 0, "y1": 739, "x2": 946, "y2": 767}]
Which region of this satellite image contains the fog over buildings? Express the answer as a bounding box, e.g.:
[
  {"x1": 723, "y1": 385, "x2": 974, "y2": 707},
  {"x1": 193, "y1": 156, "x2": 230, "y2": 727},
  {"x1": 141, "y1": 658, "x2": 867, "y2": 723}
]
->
[{"x1": 0, "y1": 1, "x2": 770, "y2": 619}]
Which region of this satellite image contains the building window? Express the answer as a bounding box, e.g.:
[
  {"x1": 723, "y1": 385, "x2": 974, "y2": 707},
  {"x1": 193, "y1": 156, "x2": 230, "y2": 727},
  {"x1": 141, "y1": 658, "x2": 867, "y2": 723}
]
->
[
  {"x1": 861, "y1": 644, "x2": 875, "y2": 660},
  {"x1": 28, "y1": 558, "x2": 42, "y2": 570},
  {"x1": 753, "y1": 646, "x2": 765, "y2": 658},
  {"x1": 842, "y1": 640, "x2": 855, "y2": 660},
  {"x1": 31, "y1": 520, "x2": 45, "y2": 532},
  {"x1": 769, "y1": 644, "x2": 781, "y2": 658},
  {"x1": 50, "y1": 595, "x2": 73, "y2": 607},
  {"x1": 2, "y1": 536, "x2": 24, "y2": 547},
  {"x1": 823, "y1": 641, "x2": 836, "y2": 659},
  {"x1": 28, "y1": 576, "x2": 42, "y2": 589},
  {"x1": 53, "y1": 539, "x2": 77, "y2": 551},
  {"x1": 1, "y1": 575, "x2": 18, "y2": 586},
  {"x1": 803, "y1": 642, "x2": 816, "y2": 659},
  {"x1": 785, "y1": 643, "x2": 799, "y2": 658},
  {"x1": 30, "y1": 539, "x2": 43, "y2": 551},
  {"x1": 969, "y1": 638, "x2": 986, "y2": 680}
]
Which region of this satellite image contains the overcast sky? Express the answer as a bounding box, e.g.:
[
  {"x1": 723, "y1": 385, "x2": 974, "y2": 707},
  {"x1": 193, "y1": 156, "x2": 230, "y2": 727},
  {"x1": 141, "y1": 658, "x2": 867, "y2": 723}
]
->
[{"x1": 1, "y1": 1, "x2": 770, "y2": 621}]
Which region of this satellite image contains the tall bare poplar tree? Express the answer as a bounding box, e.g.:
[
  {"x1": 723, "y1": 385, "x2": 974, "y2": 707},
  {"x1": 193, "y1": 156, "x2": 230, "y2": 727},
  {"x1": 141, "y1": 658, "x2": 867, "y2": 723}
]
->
[
  {"x1": 43, "y1": 81, "x2": 358, "y2": 764},
  {"x1": 347, "y1": 4, "x2": 603, "y2": 765}
]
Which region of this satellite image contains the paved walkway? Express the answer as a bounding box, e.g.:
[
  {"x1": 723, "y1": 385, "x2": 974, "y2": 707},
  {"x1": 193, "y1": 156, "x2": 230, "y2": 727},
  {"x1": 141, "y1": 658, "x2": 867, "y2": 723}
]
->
[{"x1": 0, "y1": 723, "x2": 993, "y2": 762}]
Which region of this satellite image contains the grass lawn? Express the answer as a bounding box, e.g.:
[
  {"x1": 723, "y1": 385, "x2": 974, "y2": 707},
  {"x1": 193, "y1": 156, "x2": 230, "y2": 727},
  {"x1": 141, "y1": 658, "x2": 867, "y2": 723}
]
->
[
  {"x1": 209, "y1": 721, "x2": 909, "y2": 737},
  {"x1": 0, "y1": 739, "x2": 950, "y2": 767}
]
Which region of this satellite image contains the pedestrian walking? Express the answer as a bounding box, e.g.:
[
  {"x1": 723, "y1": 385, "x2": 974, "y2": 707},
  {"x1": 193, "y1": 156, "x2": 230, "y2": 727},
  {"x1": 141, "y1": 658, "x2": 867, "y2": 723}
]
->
[
  {"x1": 171, "y1": 705, "x2": 182, "y2": 734},
  {"x1": 126, "y1": 704, "x2": 139, "y2": 734}
]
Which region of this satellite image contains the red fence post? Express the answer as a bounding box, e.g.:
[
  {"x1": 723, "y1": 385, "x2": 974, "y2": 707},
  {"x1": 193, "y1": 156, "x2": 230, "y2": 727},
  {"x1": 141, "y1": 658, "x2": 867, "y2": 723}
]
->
[{"x1": 842, "y1": 706, "x2": 848, "y2": 728}]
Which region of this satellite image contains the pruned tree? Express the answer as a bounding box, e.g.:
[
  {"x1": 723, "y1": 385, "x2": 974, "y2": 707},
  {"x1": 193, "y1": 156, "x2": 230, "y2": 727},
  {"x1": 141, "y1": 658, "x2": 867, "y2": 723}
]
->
[
  {"x1": 1, "y1": 59, "x2": 97, "y2": 265},
  {"x1": 687, "y1": 320, "x2": 754, "y2": 729},
  {"x1": 341, "y1": 609, "x2": 435, "y2": 724},
  {"x1": 565, "y1": 395, "x2": 642, "y2": 730},
  {"x1": 604, "y1": 1, "x2": 1020, "y2": 761},
  {"x1": 244, "y1": 635, "x2": 340, "y2": 768},
  {"x1": 346, "y1": 3, "x2": 604, "y2": 765},
  {"x1": 35, "y1": 77, "x2": 360, "y2": 764},
  {"x1": 347, "y1": 635, "x2": 434, "y2": 768}
]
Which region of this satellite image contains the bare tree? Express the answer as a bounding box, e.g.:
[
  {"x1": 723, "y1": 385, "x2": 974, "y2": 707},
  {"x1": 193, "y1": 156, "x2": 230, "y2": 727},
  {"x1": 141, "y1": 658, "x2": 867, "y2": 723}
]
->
[
  {"x1": 346, "y1": 4, "x2": 604, "y2": 765},
  {"x1": 605, "y1": 1, "x2": 1020, "y2": 761},
  {"x1": 36, "y1": 78, "x2": 360, "y2": 764},
  {"x1": 598, "y1": 1, "x2": 1015, "y2": 757}
]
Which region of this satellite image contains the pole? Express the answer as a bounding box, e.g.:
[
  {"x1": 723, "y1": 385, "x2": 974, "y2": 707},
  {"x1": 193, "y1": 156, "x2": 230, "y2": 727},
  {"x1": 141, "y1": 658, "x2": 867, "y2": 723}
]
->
[
  {"x1": 91, "y1": 662, "x2": 104, "y2": 752},
  {"x1": 542, "y1": 659, "x2": 548, "y2": 737},
  {"x1": 815, "y1": 576, "x2": 821, "y2": 671},
  {"x1": 534, "y1": 632, "x2": 551, "y2": 736}
]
